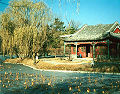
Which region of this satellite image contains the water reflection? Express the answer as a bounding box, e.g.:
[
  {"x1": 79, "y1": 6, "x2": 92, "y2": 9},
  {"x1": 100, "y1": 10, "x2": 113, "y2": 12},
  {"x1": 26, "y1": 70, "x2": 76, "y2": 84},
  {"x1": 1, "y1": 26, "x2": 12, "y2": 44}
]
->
[{"x1": 0, "y1": 63, "x2": 120, "y2": 94}]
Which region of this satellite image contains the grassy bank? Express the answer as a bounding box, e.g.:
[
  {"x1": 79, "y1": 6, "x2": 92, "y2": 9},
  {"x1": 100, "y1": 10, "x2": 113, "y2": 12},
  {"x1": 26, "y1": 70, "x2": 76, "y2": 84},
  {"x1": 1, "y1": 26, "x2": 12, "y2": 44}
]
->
[{"x1": 4, "y1": 58, "x2": 120, "y2": 73}]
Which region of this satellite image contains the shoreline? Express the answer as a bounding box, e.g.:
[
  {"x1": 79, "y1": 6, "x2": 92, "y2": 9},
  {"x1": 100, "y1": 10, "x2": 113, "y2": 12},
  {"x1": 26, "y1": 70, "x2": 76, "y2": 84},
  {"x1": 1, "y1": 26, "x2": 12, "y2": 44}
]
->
[
  {"x1": 3, "y1": 58, "x2": 120, "y2": 74},
  {"x1": 4, "y1": 61, "x2": 120, "y2": 75}
]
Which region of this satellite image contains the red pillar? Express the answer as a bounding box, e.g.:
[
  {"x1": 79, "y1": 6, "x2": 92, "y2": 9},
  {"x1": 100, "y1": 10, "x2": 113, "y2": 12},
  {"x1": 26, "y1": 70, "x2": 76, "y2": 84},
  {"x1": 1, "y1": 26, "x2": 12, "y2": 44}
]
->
[{"x1": 71, "y1": 45, "x2": 74, "y2": 54}]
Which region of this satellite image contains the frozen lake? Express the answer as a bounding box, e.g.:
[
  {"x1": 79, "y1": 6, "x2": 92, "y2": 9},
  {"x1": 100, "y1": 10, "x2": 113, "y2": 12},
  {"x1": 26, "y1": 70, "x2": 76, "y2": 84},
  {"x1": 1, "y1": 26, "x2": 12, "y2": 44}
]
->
[{"x1": 0, "y1": 58, "x2": 120, "y2": 94}]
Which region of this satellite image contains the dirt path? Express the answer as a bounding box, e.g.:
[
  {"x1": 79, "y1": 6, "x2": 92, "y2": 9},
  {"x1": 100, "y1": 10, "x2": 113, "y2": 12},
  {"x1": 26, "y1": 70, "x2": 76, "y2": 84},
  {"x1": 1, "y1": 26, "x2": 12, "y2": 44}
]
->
[{"x1": 39, "y1": 58, "x2": 92, "y2": 65}]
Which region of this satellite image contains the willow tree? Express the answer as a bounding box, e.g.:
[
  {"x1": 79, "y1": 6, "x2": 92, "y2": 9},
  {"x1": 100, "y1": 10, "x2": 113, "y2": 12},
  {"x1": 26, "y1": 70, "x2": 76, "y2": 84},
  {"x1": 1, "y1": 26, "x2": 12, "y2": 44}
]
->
[
  {"x1": 0, "y1": 13, "x2": 15, "y2": 57},
  {"x1": 0, "y1": 0, "x2": 51, "y2": 59}
]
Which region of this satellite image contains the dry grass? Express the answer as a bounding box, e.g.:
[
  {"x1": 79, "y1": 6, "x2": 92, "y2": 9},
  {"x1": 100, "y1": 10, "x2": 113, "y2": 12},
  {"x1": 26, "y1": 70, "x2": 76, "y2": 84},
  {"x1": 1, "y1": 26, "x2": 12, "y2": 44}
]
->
[
  {"x1": 4, "y1": 58, "x2": 120, "y2": 73},
  {"x1": 4, "y1": 58, "x2": 22, "y2": 63},
  {"x1": 4, "y1": 58, "x2": 93, "y2": 71}
]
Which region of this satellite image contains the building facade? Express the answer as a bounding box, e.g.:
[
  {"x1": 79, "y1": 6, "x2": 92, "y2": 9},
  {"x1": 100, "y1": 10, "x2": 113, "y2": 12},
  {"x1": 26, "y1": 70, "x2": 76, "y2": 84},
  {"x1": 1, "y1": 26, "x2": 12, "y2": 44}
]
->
[{"x1": 61, "y1": 22, "x2": 120, "y2": 60}]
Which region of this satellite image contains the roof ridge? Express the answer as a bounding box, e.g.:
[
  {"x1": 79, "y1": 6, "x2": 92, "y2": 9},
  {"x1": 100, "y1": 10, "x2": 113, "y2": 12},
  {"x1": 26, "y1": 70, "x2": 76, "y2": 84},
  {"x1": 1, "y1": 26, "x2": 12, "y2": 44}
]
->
[
  {"x1": 107, "y1": 21, "x2": 119, "y2": 32},
  {"x1": 60, "y1": 24, "x2": 88, "y2": 38},
  {"x1": 74, "y1": 24, "x2": 87, "y2": 34},
  {"x1": 87, "y1": 23, "x2": 113, "y2": 26}
]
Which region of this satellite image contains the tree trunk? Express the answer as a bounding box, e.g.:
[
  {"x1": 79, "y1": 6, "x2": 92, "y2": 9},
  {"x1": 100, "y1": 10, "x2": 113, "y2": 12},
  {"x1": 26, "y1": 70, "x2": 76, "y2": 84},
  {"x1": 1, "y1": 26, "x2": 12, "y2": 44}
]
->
[
  {"x1": 33, "y1": 53, "x2": 36, "y2": 64},
  {"x1": 55, "y1": 48, "x2": 56, "y2": 58}
]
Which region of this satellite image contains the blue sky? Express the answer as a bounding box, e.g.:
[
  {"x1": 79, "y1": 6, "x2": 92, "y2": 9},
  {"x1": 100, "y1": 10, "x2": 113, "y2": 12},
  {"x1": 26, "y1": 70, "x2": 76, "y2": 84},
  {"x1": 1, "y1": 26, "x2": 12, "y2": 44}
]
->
[{"x1": 0, "y1": 0, "x2": 120, "y2": 26}]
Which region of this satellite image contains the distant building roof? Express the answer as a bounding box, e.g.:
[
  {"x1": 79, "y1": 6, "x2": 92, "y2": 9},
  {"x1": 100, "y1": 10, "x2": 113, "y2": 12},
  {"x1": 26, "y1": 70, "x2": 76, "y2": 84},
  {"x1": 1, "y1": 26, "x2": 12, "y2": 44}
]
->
[{"x1": 62, "y1": 21, "x2": 120, "y2": 42}]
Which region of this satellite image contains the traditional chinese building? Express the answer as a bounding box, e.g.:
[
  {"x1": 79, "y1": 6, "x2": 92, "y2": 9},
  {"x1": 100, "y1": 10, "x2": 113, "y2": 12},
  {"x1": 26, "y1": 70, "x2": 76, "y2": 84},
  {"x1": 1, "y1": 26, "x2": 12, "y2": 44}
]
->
[{"x1": 61, "y1": 21, "x2": 120, "y2": 61}]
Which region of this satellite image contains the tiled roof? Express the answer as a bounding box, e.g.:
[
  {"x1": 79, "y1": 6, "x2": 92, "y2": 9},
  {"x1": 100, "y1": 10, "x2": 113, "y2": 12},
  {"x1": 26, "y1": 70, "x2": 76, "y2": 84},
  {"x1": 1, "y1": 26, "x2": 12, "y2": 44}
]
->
[
  {"x1": 110, "y1": 32, "x2": 120, "y2": 39},
  {"x1": 63, "y1": 21, "x2": 120, "y2": 42}
]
